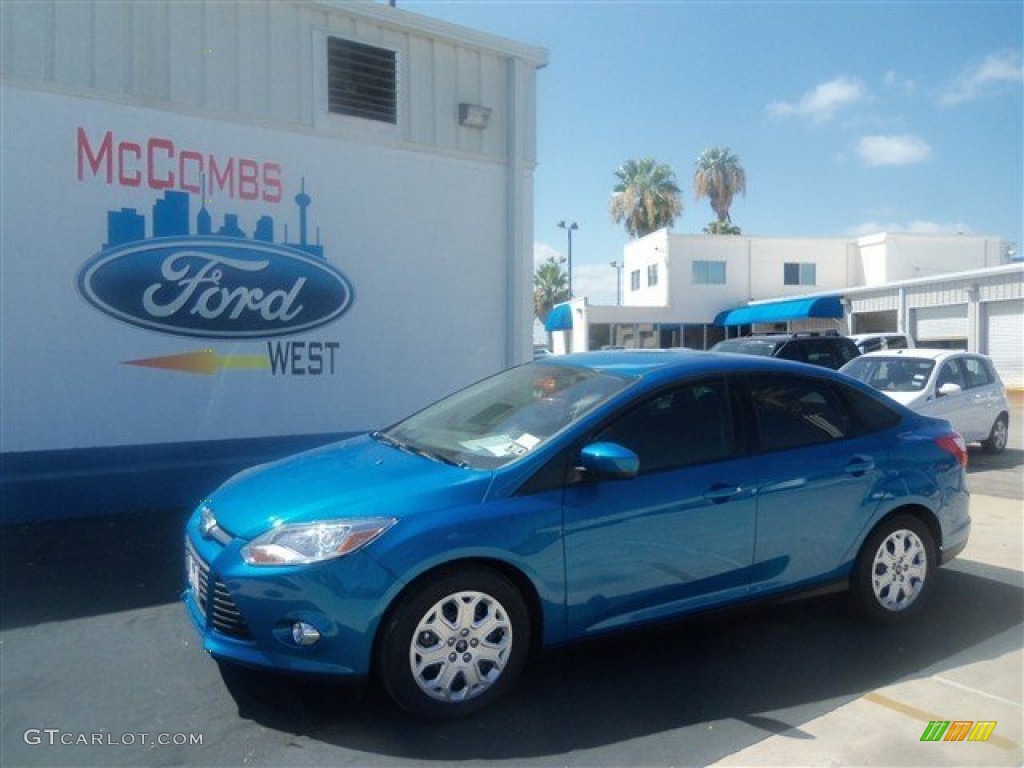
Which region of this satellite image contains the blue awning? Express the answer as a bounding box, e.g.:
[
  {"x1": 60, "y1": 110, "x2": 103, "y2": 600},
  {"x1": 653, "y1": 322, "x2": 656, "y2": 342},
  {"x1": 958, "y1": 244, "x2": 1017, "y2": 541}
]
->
[
  {"x1": 714, "y1": 295, "x2": 844, "y2": 326},
  {"x1": 545, "y1": 303, "x2": 573, "y2": 332}
]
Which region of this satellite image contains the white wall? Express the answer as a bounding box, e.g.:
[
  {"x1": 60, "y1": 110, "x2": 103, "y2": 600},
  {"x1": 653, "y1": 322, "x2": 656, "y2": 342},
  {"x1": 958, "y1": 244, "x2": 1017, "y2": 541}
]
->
[
  {"x1": 622, "y1": 232, "x2": 851, "y2": 321},
  {"x1": 857, "y1": 233, "x2": 1005, "y2": 285},
  {"x1": 0, "y1": 1, "x2": 547, "y2": 453}
]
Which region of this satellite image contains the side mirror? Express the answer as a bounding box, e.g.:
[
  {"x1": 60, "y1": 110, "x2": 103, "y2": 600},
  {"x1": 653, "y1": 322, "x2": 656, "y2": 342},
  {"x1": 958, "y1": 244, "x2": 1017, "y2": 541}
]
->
[
  {"x1": 579, "y1": 442, "x2": 639, "y2": 480},
  {"x1": 937, "y1": 382, "x2": 963, "y2": 398}
]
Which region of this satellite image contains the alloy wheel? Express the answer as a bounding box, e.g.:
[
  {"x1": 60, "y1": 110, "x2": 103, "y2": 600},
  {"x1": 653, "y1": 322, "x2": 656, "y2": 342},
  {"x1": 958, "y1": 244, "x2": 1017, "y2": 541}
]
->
[{"x1": 871, "y1": 529, "x2": 928, "y2": 611}]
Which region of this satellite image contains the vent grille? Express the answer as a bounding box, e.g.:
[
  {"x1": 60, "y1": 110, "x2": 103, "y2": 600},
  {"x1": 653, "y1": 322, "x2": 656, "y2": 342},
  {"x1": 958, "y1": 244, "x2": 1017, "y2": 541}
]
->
[
  {"x1": 327, "y1": 37, "x2": 397, "y2": 124},
  {"x1": 185, "y1": 539, "x2": 252, "y2": 640}
]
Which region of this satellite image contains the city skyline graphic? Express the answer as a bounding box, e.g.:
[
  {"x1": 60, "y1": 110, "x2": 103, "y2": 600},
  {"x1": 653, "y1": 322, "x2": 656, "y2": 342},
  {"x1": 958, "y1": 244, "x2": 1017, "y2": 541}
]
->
[{"x1": 102, "y1": 178, "x2": 325, "y2": 260}]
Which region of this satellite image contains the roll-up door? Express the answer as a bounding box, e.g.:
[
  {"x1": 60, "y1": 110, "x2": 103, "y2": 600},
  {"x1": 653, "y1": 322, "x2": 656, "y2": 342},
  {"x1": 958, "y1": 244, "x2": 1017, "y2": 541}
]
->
[
  {"x1": 984, "y1": 299, "x2": 1024, "y2": 389},
  {"x1": 912, "y1": 304, "x2": 967, "y2": 348}
]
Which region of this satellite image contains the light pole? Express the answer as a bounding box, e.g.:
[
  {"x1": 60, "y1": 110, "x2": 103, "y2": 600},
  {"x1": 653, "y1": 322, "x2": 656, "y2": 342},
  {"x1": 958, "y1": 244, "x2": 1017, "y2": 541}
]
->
[
  {"x1": 609, "y1": 260, "x2": 623, "y2": 305},
  {"x1": 557, "y1": 220, "x2": 578, "y2": 298}
]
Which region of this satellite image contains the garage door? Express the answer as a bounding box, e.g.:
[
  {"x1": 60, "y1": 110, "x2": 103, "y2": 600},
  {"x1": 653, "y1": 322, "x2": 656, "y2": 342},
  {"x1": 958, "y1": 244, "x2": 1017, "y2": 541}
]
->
[
  {"x1": 912, "y1": 304, "x2": 967, "y2": 347},
  {"x1": 984, "y1": 299, "x2": 1024, "y2": 389}
]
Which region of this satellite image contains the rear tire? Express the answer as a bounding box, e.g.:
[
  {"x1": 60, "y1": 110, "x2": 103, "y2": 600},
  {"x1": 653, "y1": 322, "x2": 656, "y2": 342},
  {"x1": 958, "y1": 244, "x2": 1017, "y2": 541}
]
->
[
  {"x1": 982, "y1": 414, "x2": 1008, "y2": 454},
  {"x1": 850, "y1": 514, "x2": 936, "y2": 624},
  {"x1": 376, "y1": 566, "x2": 530, "y2": 720}
]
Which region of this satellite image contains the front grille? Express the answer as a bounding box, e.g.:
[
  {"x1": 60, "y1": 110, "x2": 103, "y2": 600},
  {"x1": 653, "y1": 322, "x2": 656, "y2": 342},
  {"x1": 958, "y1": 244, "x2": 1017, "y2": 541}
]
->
[{"x1": 186, "y1": 538, "x2": 252, "y2": 640}]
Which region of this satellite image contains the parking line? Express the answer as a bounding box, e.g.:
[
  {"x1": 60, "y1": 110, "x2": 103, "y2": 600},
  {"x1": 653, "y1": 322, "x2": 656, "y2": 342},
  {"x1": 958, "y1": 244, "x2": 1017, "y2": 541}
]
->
[
  {"x1": 933, "y1": 675, "x2": 1024, "y2": 710},
  {"x1": 862, "y1": 691, "x2": 1018, "y2": 751}
]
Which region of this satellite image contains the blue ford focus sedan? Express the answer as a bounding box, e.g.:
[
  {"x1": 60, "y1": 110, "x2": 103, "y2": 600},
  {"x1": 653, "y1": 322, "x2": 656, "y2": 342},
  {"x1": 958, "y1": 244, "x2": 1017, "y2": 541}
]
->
[{"x1": 184, "y1": 350, "x2": 970, "y2": 719}]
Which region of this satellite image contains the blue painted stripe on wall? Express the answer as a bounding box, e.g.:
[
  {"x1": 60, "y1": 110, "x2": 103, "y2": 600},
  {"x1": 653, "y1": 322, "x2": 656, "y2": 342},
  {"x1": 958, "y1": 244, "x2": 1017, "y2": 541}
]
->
[{"x1": 1, "y1": 433, "x2": 354, "y2": 525}]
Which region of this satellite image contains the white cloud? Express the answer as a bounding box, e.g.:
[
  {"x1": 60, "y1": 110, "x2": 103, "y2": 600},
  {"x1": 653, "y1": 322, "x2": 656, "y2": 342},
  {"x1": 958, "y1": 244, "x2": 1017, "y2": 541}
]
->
[
  {"x1": 855, "y1": 134, "x2": 932, "y2": 167},
  {"x1": 939, "y1": 49, "x2": 1023, "y2": 106},
  {"x1": 883, "y1": 70, "x2": 916, "y2": 93},
  {"x1": 767, "y1": 76, "x2": 867, "y2": 123},
  {"x1": 571, "y1": 262, "x2": 619, "y2": 305},
  {"x1": 848, "y1": 220, "x2": 973, "y2": 237},
  {"x1": 533, "y1": 243, "x2": 619, "y2": 304},
  {"x1": 533, "y1": 241, "x2": 561, "y2": 268}
]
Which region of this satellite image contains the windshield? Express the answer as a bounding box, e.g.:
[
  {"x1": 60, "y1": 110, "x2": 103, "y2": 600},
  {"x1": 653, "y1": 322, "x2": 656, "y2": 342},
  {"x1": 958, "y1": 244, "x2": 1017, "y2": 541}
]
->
[
  {"x1": 710, "y1": 338, "x2": 778, "y2": 357},
  {"x1": 379, "y1": 363, "x2": 633, "y2": 469},
  {"x1": 841, "y1": 356, "x2": 935, "y2": 393}
]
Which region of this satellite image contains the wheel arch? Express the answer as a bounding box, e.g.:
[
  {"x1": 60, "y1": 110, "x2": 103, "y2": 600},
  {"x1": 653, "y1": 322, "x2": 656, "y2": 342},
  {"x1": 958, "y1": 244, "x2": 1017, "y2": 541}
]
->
[
  {"x1": 868, "y1": 503, "x2": 942, "y2": 552},
  {"x1": 370, "y1": 557, "x2": 545, "y2": 675}
]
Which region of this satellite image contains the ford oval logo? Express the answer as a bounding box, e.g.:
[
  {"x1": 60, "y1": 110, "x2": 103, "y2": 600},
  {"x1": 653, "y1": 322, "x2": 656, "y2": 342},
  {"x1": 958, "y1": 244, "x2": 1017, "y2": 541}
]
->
[{"x1": 76, "y1": 238, "x2": 354, "y2": 339}]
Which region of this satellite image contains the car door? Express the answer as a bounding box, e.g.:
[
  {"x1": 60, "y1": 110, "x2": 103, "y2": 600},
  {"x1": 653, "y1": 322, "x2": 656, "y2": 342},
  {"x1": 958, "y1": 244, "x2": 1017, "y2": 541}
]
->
[
  {"x1": 926, "y1": 358, "x2": 973, "y2": 438},
  {"x1": 742, "y1": 373, "x2": 890, "y2": 594},
  {"x1": 562, "y1": 376, "x2": 758, "y2": 638},
  {"x1": 960, "y1": 355, "x2": 1001, "y2": 440}
]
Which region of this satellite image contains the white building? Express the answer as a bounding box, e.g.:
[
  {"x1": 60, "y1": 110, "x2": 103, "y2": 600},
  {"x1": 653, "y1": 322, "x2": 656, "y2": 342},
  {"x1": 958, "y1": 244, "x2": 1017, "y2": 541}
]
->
[
  {"x1": 0, "y1": 0, "x2": 547, "y2": 520},
  {"x1": 548, "y1": 230, "x2": 1022, "y2": 388}
]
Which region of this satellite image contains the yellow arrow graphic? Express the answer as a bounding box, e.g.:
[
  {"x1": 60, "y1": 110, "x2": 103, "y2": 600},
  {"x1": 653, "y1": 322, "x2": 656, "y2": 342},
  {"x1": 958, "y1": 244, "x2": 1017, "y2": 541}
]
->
[{"x1": 124, "y1": 349, "x2": 270, "y2": 375}]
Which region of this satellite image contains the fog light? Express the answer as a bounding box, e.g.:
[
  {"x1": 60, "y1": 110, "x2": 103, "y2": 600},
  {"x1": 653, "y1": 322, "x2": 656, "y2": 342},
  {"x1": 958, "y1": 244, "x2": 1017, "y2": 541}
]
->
[{"x1": 291, "y1": 621, "x2": 321, "y2": 646}]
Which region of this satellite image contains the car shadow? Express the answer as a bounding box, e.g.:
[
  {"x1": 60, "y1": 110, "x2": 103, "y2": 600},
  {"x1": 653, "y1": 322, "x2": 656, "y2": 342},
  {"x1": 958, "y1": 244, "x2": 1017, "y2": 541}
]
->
[
  {"x1": 215, "y1": 563, "x2": 1023, "y2": 762},
  {"x1": 967, "y1": 446, "x2": 1023, "y2": 473},
  {"x1": 0, "y1": 507, "x2": 190, "y2": 631}
]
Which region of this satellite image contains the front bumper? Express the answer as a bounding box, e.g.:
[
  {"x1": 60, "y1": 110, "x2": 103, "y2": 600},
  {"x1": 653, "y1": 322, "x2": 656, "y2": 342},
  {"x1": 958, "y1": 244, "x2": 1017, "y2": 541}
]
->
[{"x1": 182, "y1": 520, "x2": 397, "y2": 678}]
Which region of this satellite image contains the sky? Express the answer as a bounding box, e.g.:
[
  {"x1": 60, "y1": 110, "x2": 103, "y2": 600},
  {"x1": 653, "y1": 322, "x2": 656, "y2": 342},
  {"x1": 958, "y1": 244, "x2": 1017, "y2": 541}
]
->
[{"x1": 400, "y1": 0, "x2": 1023, "y2": 305}]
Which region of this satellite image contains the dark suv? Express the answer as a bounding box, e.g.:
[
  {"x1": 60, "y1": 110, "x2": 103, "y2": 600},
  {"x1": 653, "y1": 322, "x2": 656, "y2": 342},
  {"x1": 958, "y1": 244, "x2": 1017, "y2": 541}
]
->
[{"x1": 710, "y1": 331, "x2": 860, "y2": 370}]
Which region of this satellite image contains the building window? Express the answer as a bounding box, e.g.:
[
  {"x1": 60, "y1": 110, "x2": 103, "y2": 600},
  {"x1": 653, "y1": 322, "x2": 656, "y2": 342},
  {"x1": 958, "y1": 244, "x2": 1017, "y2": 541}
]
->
[
  {"x1": 647, "y1": 264, "x2": 659, "y2": 287},
  {"x1": 630, "y1": 270, "x2": 641, "y2": 291},
  {"x1": 327, "y1": 37, "x2": 397, "y2": 124},
  {"x1": 693, "y1": 260, "x2": 726, "y2": 284},
  {"x1": 784, "y1": 262, "x2": 816, "y2": 286}
]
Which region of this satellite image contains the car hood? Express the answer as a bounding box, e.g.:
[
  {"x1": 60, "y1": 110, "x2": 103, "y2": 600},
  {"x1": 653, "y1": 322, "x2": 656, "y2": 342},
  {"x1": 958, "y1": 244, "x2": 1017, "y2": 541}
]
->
[{"x1": 206, "y1": 434, "x2": 492, "y2": 540}]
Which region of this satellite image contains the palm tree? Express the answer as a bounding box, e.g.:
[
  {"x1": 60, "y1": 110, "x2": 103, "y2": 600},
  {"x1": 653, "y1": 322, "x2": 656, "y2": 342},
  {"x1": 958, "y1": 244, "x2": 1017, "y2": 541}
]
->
[
  {"x1": 703, "y1": 220, "x2": 742, "y2": 235},
  {"x1": 533, "y1": 257, "x2": 569, "y2": 324},
  {"x1": 609, "y1": 158, "x2": 683, "y2": 238},
  {"x1": 694, "y1": 147, "x2": 746, "y2": 233}
]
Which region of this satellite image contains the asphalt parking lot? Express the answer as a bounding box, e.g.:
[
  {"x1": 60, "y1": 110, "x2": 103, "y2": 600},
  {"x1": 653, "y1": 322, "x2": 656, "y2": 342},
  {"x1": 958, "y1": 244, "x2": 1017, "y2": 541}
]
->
[{"x1": 1, "y1": 411, "x2": 1021, "y2": 767}]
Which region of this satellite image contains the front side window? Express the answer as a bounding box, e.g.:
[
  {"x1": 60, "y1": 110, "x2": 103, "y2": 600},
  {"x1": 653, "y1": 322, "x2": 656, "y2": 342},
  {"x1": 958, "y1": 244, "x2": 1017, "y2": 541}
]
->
[
  {"x1": 748, "y1": 374, "x2": 851, "y2": 452},
  {"x1": 630, "y1": 270, "x2": 641, "y2": 291},
  {"x1": 784, "y1": 262, "x2": 817, "y2": 286},
  {"x1": 594, "y1": 377, "x2": 735, "y2": 474},
  {"x1": 936, "y1": 360, "x2": 966, "y2": 390},
  {"x1": 382, "y1": 364, "x2": 632, "y2": 469},
  {"x1": 327, "y1": 37, "x2": 397, "y2": 124},
  {"x1": 962, "y1": 357, "x2": 993, "y2": 389}
]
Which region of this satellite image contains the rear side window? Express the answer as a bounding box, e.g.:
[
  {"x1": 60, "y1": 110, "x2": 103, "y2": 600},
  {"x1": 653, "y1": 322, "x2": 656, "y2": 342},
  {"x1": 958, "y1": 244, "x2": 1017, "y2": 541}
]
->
[
  {"x1": 836, "y1": 383, "x2": 903, "y2": 434},
  {"x1": 747, "y1": 374, "x2": 852, "y2": 452},
  {"x1": 775, "y1": 342, "x2": 807, "y2": 363}
]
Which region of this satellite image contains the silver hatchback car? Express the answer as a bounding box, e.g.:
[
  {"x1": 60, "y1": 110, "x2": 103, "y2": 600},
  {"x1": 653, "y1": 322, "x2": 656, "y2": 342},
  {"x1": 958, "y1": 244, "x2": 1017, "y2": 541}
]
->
[{"x1": 840, "y1": 349, "x2": 1010, "y2": 453}]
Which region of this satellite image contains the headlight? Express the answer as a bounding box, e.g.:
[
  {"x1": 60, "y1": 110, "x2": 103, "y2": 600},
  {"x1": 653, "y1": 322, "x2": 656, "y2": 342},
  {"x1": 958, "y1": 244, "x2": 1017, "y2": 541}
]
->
[{"x1": 241, "y1": 518, "x2": 396, "y2": 566}]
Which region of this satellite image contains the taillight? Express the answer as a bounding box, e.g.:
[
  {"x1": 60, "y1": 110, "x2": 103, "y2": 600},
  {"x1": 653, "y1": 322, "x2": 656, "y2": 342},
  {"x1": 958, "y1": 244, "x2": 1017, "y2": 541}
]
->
[{"x1": 935, "y1": 433, "x2": 968, "y2": 468}]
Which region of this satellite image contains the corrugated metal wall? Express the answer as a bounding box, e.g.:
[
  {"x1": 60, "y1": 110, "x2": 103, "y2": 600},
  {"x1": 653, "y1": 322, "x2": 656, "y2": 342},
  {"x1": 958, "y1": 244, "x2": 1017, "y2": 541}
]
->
[{"x1": 0, "y1": 0, "x2": 543, "y2": 163}]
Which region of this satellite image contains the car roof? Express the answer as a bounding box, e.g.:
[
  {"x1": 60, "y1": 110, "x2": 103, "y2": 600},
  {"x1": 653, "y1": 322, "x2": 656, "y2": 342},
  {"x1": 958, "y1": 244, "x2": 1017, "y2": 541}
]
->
[
  {"x1": 720, "y1": 333, "x2": 852, "y2": 343},
  {"x1": 848, "y1": 332, "x2": 910, "y2": 341},
  {"x1": 533, "y1": 348, "x2": 847, "y2": 381},
  {"x1": 855, "y1": 348, "x2": 983, "y2": 362}
]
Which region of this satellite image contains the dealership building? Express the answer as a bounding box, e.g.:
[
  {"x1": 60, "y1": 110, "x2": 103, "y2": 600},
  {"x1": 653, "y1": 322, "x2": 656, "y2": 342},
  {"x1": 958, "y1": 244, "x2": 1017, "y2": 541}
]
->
[
  {"x1": 0, "y1": 0, "x2": 547, "y2": 521},
  {"x1": 548, "y1": 230, "x2": 1023, "y2": 389}
]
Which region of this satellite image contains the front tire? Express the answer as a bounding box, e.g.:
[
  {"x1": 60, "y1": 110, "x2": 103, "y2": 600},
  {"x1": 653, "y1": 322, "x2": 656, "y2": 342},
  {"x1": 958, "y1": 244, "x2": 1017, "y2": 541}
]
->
[
  {"x1": 376, "y1": 566, "x2": 530, "y2": 720},
  {"x1": 982, "y1": 414, "x2": 1009, "y2": 454},
  {"x1": 851, "y1": 514, "x2": 936, "y2": 624}
]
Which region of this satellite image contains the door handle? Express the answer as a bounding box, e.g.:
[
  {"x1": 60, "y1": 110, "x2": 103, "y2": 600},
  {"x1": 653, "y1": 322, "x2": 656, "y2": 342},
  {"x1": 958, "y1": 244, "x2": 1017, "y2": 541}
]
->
[
  {"x1": 845, "y1": 456, "x2": 875, "y2": 477},
  {"x1": 703, "y1": 484, "x2": 743, "y2": 504}
]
